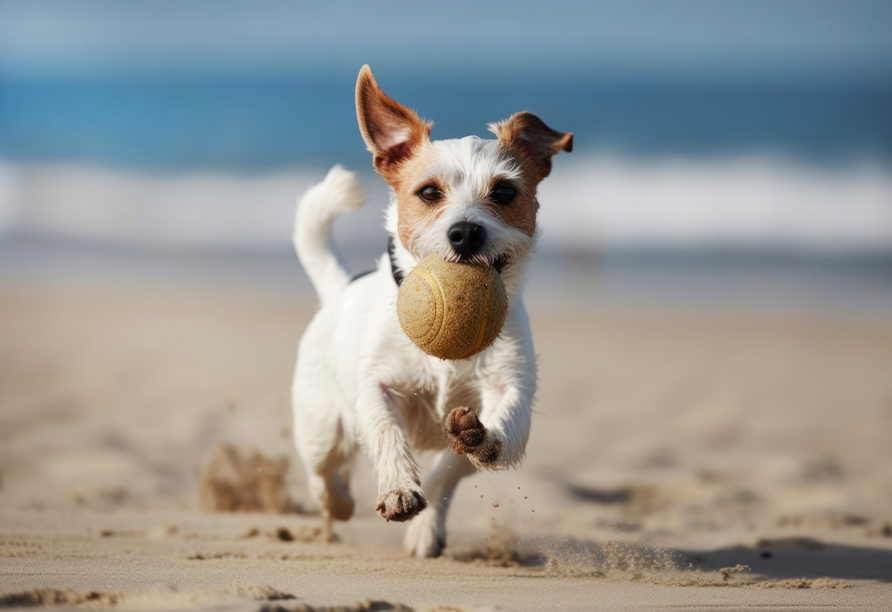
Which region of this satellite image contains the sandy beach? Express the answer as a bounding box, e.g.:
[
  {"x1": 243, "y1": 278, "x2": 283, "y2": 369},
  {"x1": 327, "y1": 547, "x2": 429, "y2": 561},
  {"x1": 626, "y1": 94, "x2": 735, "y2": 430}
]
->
[
  {"x1": 2, "y1": 0, "x2": 891, "y2": 608},
  {"x1": 2, "y1": 247, "x2": 892, "y2": 611}
]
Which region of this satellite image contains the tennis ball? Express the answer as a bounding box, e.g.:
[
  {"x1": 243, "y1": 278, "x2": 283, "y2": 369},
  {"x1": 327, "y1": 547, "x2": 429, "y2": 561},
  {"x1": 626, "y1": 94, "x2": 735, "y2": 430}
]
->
[{"x1": 397, "y1": 254, "x2": 508, "y2": 360}]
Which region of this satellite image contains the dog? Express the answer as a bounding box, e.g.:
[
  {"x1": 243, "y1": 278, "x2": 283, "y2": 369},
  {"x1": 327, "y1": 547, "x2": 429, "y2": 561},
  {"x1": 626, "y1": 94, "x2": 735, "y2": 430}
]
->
[{"x1": 291, "y1": 65, "x2": 571, "y2": 557}]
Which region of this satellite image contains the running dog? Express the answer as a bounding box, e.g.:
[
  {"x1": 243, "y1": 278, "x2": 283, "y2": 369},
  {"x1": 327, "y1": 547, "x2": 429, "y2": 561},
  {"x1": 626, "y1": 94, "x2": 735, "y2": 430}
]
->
[{"x1": 292, "y1": 65, "x2": 571, "y2": 557}]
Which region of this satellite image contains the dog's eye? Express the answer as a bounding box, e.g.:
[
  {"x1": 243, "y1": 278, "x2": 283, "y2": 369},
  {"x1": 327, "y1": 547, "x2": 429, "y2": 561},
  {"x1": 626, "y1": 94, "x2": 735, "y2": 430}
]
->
[
  {"x1": 491, "y1": 184, "x2": 516, "y2": 205},
  {"x1": 418, "y1": 186, "x2": 442, "y2": 202}
]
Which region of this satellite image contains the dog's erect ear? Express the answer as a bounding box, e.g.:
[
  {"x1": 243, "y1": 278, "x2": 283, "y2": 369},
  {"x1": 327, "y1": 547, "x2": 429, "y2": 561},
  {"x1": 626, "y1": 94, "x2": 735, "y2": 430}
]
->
[
  {"x1": 356, "y1": 65, "x2": 433, "y2": 180},
  {"x1": 489, "y1": 111, "x2": 573, "y2": 181}
]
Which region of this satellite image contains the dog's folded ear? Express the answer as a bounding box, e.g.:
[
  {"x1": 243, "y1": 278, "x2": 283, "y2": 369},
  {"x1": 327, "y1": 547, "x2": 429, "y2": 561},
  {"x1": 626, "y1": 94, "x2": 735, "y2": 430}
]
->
[
  {"x1": 489, "y1": 112, "x2": 573, "y2": 181},
  {"x1": 356, "y1": 65, "x2": 433, "y2": 180}
]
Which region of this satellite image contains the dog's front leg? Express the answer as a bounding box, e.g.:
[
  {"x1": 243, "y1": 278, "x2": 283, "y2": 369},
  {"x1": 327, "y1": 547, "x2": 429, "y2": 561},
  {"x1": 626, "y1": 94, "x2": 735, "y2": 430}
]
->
[
  {"x1": 445, "y1": 366, "x2": 535, "y2": 470},
  {"x1": 356, "y1": 382, "x2": 427, "y2": 522}
]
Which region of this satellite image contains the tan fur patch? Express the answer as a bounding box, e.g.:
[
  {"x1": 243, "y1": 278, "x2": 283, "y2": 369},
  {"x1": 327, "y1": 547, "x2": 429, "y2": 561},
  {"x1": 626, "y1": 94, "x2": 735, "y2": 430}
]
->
[
  {"x1": 355, "y1": 65, "x2": 445, "y2": 254},
  {"x1": 355, "y1": 65, "x2": 433, "y2": 183},
  {"x1": 485, "y1": 169, "x2": 539, "y2": 238},
  {"x1": 391, "y1": 142, "x2": 444, "y2": 253},
  {"x1": 489, "y1": 111, "x2": 573, "y2": 183}
]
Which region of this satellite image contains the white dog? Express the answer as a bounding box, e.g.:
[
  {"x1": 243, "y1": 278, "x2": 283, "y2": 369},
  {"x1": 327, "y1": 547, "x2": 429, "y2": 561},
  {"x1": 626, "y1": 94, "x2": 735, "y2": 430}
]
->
[{"x1": 291, "y1": 65, "x2": 571, "y2": 557}]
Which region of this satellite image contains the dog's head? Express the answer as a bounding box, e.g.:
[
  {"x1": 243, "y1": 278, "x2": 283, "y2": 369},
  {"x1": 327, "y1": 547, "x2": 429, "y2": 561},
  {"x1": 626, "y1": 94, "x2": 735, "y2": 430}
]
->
[{"x1": 356, "y1": 65, "x2": 572, "y2": 291}]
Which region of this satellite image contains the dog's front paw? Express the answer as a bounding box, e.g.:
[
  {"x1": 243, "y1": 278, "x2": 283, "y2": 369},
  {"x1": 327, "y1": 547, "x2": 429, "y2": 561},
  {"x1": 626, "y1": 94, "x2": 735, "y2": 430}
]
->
[
  {"x1": 445, "y1": 406, "x2": 486, "y2": 452},
  {"x1": 375, "y1": 487, "x2": 427, "y2": 522},
  {"x1": 445, "y1": 407, "x2": 502, "y2": 466}
]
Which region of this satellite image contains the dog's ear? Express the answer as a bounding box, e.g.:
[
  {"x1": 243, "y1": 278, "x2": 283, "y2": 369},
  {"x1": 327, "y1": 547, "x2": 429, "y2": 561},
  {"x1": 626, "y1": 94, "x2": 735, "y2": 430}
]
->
[
  {"x1": 489, "y1": 111, "x2": 572, "y2": 181},
  {"x1": 356, "y1": 65, "x2": 433, "y2": 180}
]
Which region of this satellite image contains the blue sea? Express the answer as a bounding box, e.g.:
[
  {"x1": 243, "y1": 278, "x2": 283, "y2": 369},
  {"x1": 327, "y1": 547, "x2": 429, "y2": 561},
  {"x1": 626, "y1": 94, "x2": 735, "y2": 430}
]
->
[{"x1": 2, "y1": 74, "x2": 891, "y2": 171}]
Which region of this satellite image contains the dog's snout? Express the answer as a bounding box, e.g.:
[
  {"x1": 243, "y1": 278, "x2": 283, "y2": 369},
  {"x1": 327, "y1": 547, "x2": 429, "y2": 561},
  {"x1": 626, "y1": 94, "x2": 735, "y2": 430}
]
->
[{"x1": 448, "y1": 222, "x2": 486, "y2": 258}]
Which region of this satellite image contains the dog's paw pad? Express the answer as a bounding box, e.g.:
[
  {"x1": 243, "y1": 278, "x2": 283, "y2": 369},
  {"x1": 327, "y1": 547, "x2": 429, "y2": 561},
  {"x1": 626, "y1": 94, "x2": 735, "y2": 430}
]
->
[
  {"x1": 471, "y1": 437, "x2": 502, "y2": 464},
  {"x1": 459, "y1": 427, "x2": 485, "y2": 447},
  {"x1": 375, "y1": 489, "x2": 427, "y2": 523},
  {"x1": 446, "y1": 407, "x2": 486, "y2": 453}
]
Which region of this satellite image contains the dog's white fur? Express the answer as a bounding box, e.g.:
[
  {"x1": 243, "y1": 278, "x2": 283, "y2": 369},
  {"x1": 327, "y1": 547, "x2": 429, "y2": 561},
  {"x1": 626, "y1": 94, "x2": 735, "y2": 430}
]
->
[{"x1": 291, "y1": 65, "x2": 571, "y2": 557}]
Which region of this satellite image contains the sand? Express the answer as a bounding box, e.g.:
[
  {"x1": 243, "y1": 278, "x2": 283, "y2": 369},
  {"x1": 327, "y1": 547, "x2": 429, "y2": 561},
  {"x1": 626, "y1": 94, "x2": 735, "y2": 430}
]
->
[{"x1": 2, "y1": 259, "x2": 892, "y2": 610}]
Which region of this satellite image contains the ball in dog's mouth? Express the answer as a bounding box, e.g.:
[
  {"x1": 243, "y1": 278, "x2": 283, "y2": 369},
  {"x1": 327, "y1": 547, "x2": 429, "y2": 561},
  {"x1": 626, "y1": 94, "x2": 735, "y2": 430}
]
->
[{"x1": 396, "y1": 254, "x2": 509, "y2": 360}]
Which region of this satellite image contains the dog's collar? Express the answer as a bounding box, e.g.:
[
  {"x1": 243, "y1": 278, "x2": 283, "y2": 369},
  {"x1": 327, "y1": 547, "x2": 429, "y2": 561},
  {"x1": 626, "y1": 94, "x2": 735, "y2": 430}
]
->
[{"x1": 388, "y1": 236, "x2": 405, "y2": 287}]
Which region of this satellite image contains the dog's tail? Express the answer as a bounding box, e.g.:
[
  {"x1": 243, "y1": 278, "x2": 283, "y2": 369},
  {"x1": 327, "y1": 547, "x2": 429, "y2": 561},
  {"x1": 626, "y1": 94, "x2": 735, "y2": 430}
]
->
[{"x1": 294, "y1": 165, "x2": 367, "y2": 303}]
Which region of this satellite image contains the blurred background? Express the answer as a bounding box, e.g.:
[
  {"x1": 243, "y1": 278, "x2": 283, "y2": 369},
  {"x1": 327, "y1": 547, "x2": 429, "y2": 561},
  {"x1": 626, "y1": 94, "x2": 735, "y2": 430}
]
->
[
  {"x1": 2, "y1": 0, "x2": 892, "y2": 555},
  {"x1": 1, "y1": 0, "x2": 890, "y2": 314}
]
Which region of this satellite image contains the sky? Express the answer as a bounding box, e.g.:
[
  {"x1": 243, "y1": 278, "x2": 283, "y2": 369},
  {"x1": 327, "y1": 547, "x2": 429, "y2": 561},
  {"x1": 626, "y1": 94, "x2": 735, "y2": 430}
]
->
[{"x1": 1, "y1": 0, "x2": 891, "y2": 83}]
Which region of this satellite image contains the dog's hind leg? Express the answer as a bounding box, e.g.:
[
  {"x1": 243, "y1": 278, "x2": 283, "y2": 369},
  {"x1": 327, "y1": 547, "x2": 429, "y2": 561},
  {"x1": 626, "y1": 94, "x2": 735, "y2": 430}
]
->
[
  {"x1": 404, "y1": 450, "x2": 476, "y2": 557},
  {"x1": 306, "y1": 463, "x2": 354, "y2": 542},
  {"x1": 293, "y1": 400, "x2": 356, "y2": 540}
]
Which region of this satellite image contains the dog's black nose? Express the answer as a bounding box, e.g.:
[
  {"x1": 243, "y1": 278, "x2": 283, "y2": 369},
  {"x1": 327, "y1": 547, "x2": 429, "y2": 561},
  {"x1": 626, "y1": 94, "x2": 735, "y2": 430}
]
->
[{"x1": 448, "y1": 222, "x2": 486, "y2": 258}]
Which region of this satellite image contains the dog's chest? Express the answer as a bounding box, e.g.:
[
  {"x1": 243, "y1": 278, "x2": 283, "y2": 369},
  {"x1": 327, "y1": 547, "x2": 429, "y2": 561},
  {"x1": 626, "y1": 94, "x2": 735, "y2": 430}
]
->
[{"x1": 393, "y1": 360, "x2": 482, "y2": 451}]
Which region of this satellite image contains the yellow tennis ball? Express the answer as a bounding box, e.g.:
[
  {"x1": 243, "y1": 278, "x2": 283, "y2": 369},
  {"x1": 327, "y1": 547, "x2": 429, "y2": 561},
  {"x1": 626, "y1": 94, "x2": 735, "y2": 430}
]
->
[{"x1": 397, "y1": 254, "x2": 508, "y2": 360}]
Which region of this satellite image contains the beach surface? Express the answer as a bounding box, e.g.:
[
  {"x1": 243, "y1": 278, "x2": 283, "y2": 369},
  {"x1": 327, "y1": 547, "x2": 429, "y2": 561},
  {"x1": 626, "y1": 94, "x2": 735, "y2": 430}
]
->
[{"x1": 2, "y1": 246, "x2": 892, "y2": 611}]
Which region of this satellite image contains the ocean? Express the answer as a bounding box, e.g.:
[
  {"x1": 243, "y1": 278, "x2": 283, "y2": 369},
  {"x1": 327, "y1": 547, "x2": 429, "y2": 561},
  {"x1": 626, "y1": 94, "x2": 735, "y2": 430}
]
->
[
  {"x1": 1, "y1": 73, "x2": 891, "y2": 283},
  {"x1": 2, "y1": 74, "x2": 891, "y2": 170}
]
